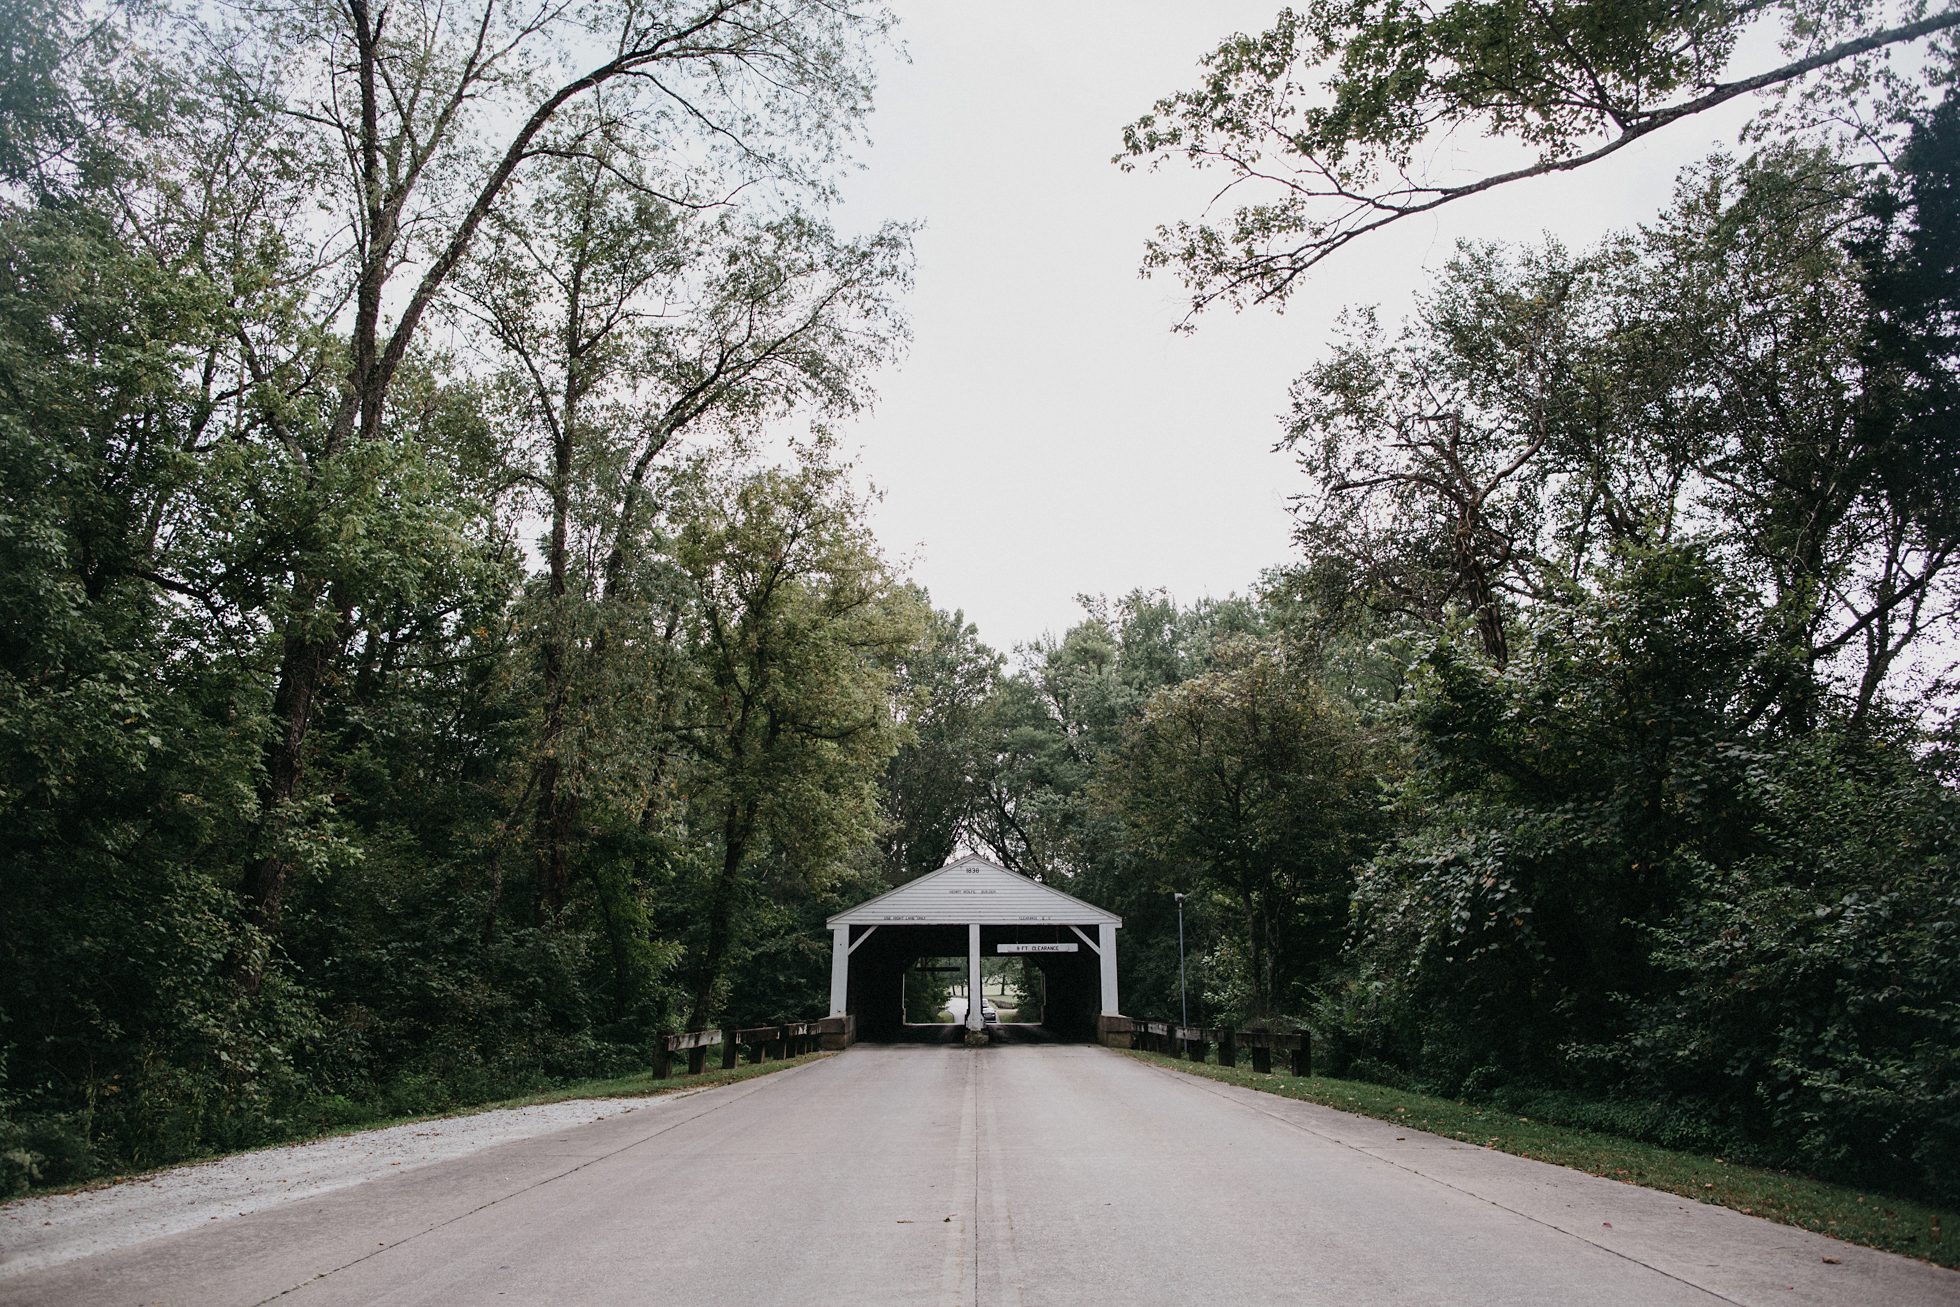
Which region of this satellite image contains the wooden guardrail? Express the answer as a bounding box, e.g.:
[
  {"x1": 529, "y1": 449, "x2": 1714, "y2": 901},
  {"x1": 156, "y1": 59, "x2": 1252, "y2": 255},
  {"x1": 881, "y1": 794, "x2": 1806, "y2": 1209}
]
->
[
  {"x1": 653, "y1": 1016, "x2": 849, "y2": 1079},
  {"x1": 1121, "y1": 1018, "x2": 1312, "y2": 1077}
]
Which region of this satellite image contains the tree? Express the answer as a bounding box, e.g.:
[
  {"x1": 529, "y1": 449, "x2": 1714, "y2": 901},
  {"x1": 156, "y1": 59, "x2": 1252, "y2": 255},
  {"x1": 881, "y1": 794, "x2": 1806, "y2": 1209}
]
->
[
  {"x1": 1855, "y1": 73, "x2": 1960, "y2": 680},
  {"x1": 1120, "y1": 2, "x2": 1960, "y2": 318},
  {"x1": 453, "y1": 131, "x2": 910, "y2": 920},
  {"x1": 967, "y1": 591, "x2": 1265, "y2": 880},
  {"x1": 1, "y1": 0, "x2": 913, "y2": 1187},
  {"x1": 1328, "y1": 544, "x2": 1768, "y2": 1086},
  {"x1": 1283, "y1": 145, "x2": 1960, "y2": 721},
  {"x1": 668, "y1": 455, "x2": 922, "y2": 1027},
  {"x1": 1282, "y1": 245, "x2": 1593, "y2": 664},
  {"x1": 210, "y1": 0, "x2": 897, "y2": 970},
  {"x1": 1103, "y1": 636, "x2": 1377, "y2": 1019},
  {"x1": 877, "y1": 597, "x2": 1001, "y2": 883}
]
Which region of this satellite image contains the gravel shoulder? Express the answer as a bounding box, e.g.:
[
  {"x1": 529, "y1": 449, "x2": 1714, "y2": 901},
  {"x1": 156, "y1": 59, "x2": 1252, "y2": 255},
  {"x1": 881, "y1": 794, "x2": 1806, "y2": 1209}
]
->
[{"x1": 0, "y1": 1091, "x2": 698, "y2": 1278}]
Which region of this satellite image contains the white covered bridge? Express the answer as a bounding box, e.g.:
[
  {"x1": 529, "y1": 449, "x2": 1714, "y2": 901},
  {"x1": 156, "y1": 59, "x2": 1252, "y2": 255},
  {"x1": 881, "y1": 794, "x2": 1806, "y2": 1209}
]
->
[{"x1": 827, "y1": 854, "x2": 1122, "y2": 1041}]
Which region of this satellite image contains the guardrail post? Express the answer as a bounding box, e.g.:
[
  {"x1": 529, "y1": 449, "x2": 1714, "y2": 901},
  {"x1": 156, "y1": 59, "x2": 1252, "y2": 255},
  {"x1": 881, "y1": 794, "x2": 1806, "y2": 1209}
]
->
[
  {"x1": 654, "y1": 1034, "x2": 674, "y2": 1081},
  {"x1": 1291, "y1": 1030, "x2": 1312, "y2": 1078},
  {"x1": 1218, "y1": 1028, "x2": 1236, "y2": 1069},
  {"x1": 1249, "y1": 1034, "x2": 1272, "y2": 1075},
  {"x1": 721, "y1": 1027, "x2": 738, "y2": 1070}
]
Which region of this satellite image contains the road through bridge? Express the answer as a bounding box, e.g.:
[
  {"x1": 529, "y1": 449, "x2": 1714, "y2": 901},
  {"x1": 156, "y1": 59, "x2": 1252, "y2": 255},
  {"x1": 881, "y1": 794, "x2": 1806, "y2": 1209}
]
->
[{"x1": 4, "y1": 1045, "x2": 1954, "y2": 1306}]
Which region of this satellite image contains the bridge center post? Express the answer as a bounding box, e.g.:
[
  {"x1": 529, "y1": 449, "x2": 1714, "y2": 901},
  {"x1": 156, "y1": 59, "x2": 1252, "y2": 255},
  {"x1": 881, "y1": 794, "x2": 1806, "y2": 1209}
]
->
[{"x1": 967, "y1": 922, "x2": 984, "y2": 1033}]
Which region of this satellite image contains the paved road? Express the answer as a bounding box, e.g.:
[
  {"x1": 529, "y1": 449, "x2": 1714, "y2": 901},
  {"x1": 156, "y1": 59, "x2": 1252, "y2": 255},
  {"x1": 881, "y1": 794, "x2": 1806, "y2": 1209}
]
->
[{"x1": 5, "y1": 1045, "x2": 1956, "y2": 1306}]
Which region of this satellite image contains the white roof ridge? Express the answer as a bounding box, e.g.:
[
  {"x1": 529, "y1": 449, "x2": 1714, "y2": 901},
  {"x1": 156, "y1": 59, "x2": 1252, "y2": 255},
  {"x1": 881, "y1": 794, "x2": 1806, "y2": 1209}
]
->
[{"x1": 826, "y1": 854, "x2": 1121, "y2": 927}]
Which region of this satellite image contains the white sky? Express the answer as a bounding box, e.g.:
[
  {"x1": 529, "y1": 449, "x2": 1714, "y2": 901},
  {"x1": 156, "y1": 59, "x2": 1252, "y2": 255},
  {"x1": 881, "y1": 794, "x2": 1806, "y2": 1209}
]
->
[{"x1": 831, "y1": 3, "x2": 1765, "y2": 653}]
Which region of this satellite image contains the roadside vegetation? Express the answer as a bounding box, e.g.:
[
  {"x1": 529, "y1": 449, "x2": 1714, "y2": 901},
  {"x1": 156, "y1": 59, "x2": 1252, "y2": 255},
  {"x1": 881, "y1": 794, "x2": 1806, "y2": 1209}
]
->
[
  {"x1": 1126, "y1": 1050, "x2": 1959, "y2": 1270},
  {"x1": 39, "y1": 1055, "x2": 826, "y2": 1200},
  {"x1": 3, "y1": 0, "x2": 1955, "y2": 1226}
]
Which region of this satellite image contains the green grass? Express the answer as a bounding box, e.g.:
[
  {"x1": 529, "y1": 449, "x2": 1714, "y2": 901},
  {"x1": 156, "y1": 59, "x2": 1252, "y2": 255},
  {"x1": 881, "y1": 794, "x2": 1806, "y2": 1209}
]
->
[
  {"x1": 457, "y1": 1052, "x2": 828, "y2": 1113},
  {"x1": 1123, "y1": 1049, "x2": 1957, "y2": 1269},
  {"x1": 40, "y1": 1052, "x2": 829, "y2": 1199}
]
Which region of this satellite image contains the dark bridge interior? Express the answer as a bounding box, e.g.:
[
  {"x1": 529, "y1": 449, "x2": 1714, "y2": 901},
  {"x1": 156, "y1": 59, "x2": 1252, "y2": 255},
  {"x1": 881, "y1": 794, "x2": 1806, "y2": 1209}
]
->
[{"x1": 846, "y1": 924, "x2": 1102, "y2": 1042}]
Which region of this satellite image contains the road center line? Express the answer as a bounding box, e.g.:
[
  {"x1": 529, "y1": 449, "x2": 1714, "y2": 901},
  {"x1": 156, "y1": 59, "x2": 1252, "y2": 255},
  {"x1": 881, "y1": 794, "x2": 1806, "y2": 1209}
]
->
[{"x1": 974, "y1": 1051, "x2": 1025, "y2": 1307}]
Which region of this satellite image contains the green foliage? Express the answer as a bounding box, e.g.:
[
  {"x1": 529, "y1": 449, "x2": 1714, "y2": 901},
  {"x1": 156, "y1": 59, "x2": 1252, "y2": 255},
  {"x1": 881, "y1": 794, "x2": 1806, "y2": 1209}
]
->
[
  {"x1": 0, "y1": 0, "x2": 912, "y2": 1194},
  {"x1": 1121, "y1": 0, "x2": 1959, "y2": 313},
  {"x1": 1312, "y1": 544, "x2": 1960, "y2": 1199},
  {"x1": 903, "y1": 962, "x2": 956, "y2": 1024},
  {"x1": 879, "y1": 597, "x2": 1002, "y2": 882},
  {"x1": 1102, "y1": 636, "x2": 1380, "y2": 1019},
  {"x1": 1584, "y1": 734, "x2": 1960, "y2": 1198},
  {"x1": 666, "y1": 455, "x2": 923, "y2": 1026}
]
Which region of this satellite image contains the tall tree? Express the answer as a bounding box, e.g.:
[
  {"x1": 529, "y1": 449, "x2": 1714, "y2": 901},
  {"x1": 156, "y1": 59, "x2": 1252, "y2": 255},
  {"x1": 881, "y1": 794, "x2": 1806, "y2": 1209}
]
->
[
  {"x1": 216, "y1": 0, "x2": 896, "y2": 972},
  {"x1": 877, "y1": 598, "x2": 1001, "y2": 882},
  {"x1": 1103, "y1": 637, "x2": 1377, "y2": 1019},
  {"x1": 1283, "y1": 145, "x2": 1960, "y2": 720},
  {"x1": 669, "y1": 455, "x2": 922, "y2": 1027},
  {"x1": 454, "y1": 132, "x2": 910, "y2": 920}
]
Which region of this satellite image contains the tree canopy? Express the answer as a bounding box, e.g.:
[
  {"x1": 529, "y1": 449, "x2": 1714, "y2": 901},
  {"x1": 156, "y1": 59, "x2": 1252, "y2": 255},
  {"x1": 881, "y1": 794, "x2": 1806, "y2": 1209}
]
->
[{"x1": 1120, "y1": 1, "x2": 1960, "y2": 318}]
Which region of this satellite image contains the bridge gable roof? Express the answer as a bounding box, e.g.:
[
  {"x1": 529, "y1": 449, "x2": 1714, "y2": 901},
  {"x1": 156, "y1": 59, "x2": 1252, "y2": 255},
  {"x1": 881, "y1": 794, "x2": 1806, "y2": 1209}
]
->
[{"x1": 827, "y1": 854, "x2": 1121, "y2": 928}]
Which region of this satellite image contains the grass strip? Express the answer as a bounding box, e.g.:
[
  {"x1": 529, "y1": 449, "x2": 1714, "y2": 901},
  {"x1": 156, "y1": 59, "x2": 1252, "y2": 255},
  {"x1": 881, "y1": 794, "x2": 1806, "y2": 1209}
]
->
[
  {"x1": 457, "y1": 1053, "x2": 829, "y2": 1113},
  {"x1": 1122, "y1": 1049, "x2": 1956, "y2": 1269},
  {"x1": 40, "y1": 1053, "x2": 829, "y2": 1199}
]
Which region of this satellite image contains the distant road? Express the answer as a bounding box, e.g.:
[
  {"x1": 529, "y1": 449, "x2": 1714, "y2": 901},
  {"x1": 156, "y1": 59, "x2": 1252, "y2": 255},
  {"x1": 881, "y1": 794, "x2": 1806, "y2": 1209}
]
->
[{"x1": 5, "y1": 1046, "x2": 1955, "y2": 1306}]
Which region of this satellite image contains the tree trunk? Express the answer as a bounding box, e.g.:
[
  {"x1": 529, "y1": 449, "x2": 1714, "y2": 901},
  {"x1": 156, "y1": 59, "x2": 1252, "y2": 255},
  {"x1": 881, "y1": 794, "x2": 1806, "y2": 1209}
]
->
[
  {"x1": 1242, "y1": 889, "x2": 1270, "y2": 1020},
  {"x1": 687, "y1": 801, "x2": 754, "y2": 1030},
  {"x1": 240, "y1": 2, "x2": 389, "y2": 985},
  {"x1": 532, "y1": 427, "x2": 577, "y2": 920},
  {"x1": 239, "y1": 578, "x2": 344, "y2": 991}
]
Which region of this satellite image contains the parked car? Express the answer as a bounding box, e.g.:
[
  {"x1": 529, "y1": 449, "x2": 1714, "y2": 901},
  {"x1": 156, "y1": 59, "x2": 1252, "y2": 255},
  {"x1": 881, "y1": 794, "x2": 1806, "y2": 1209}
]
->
[{"x1": 982, "y1": 1001, "x2": 999, "y2": 1023}]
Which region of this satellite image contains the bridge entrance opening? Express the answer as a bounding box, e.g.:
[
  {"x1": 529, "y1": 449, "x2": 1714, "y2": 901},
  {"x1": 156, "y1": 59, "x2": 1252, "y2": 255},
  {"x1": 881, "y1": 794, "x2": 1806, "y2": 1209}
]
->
[
  {"x1": 826, "y1": 855, "x2": 1123, "y2": 1044},
  {"x1": 904, "y1": 956, "x2": 1044, "y2": 1030}
]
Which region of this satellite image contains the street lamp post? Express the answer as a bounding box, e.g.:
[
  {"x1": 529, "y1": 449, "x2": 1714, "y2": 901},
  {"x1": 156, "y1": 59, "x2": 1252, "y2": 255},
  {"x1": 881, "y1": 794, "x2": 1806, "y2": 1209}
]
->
[{"x1": 1174, "y1": 892, "x2": 1188, "y2": 1028}]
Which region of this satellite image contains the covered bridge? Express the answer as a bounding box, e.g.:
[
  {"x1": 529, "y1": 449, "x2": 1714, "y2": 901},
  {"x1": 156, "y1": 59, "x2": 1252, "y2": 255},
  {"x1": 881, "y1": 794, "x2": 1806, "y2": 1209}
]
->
[{"x1": 827, "y1": 854, "x2": 1122, "y2": 1041}]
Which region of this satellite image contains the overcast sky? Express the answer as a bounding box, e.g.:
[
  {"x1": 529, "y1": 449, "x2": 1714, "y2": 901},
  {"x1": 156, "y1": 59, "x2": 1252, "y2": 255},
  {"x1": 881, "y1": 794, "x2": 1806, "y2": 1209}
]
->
[{"x1": 830, "y1": 3, "x2": 1763, "y2": 654}]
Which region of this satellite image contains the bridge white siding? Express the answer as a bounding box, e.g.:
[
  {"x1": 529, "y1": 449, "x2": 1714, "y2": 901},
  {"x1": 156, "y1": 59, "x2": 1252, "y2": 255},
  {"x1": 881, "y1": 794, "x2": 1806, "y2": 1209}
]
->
[{"x1": 829, "y1": 855, "x2": 1120, "y2": 927}]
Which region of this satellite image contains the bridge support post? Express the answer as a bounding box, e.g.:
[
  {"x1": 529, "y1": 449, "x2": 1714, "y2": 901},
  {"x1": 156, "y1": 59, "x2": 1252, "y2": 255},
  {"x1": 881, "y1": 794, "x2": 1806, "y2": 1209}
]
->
[
  {"x1": 829, "y1": 925, "x2": 849, "y2": 1018},
  {"x1": 966, "y1": 923, "x2": 984, "y2": 1033},
  {"x1": 1098, "y1": 923, "x2": 1119, "y2": 1015}
]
